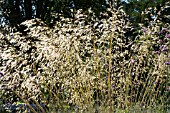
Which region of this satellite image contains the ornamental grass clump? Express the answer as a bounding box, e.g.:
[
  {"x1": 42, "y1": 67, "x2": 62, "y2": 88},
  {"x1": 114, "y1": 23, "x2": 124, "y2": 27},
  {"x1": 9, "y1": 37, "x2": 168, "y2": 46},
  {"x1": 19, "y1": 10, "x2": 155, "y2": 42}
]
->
[{"x1": 0, "y1": 5, "x2": 169, "y2": 113}]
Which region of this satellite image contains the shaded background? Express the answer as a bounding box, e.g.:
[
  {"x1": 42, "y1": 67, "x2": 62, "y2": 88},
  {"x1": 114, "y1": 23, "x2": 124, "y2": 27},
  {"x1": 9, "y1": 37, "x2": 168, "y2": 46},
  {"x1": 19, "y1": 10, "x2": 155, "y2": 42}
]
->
[{"x1": 0, "y1": 0, "x2": 170, "y2": 28}]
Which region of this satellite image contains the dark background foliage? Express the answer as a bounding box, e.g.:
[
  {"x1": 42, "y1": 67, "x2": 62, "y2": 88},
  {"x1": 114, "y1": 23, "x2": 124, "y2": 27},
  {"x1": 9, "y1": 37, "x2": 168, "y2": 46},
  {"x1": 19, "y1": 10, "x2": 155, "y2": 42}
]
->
[
  {"x1": 0, "y1": 0, "x2": 109, "y2": 27},
  {"x1": 0, "y1": 0, "x2": 169, "y2": 28},
  {"x1": 122, "y1": 0, "x2": 170, "y2": 26}
]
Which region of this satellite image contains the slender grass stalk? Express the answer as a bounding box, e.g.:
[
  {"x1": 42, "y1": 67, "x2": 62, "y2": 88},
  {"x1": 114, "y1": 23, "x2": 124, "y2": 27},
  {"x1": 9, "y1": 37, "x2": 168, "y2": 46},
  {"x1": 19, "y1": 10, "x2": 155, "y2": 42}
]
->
[
  {"x1": 108, "y1": 33, "x2": 113, "y2": 113},
  {"x1": 21, "y1": 86, "x2": 47, "y2": 113},
  {"x1": 43, "y1": 82, "x2": 59, "y2": 105},
  {"x1": 31, "y1": 98, "x2": 46, "y2": 113},
  {"x1": 13, "y1": 91, "x2": 38, "y2": 113}
]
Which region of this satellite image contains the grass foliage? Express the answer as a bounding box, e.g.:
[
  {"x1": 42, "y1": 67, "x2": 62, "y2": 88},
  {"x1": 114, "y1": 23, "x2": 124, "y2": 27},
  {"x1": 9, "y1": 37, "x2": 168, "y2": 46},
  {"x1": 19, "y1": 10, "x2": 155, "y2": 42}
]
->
[{"x1": 0, "y1": 6, "x2": 170, "y2": 113}]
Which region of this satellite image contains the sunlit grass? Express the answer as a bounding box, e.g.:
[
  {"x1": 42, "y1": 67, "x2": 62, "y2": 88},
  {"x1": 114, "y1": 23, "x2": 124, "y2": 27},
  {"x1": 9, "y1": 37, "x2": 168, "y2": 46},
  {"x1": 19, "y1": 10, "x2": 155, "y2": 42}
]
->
[{"x1": 0, "y1": 6, "x2": 169, "y2": 113}]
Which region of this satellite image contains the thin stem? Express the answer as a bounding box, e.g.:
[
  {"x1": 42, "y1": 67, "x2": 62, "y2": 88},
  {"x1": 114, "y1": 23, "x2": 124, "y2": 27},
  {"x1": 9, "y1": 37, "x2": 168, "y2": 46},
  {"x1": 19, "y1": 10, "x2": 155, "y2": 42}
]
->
[
  {"x1": 14, "y1": 91, "x2": 38, "y2": 113},
  {"x1": 108, "y1": 33, "x2": 113, "y2": 113}
]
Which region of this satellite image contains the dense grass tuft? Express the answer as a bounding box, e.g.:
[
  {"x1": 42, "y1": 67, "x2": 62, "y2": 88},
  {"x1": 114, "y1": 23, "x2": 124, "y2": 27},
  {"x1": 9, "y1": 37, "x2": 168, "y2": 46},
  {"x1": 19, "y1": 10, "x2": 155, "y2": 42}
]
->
[{"x1": 0, "y1": 6, "x2": 169, "y2": 113}]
